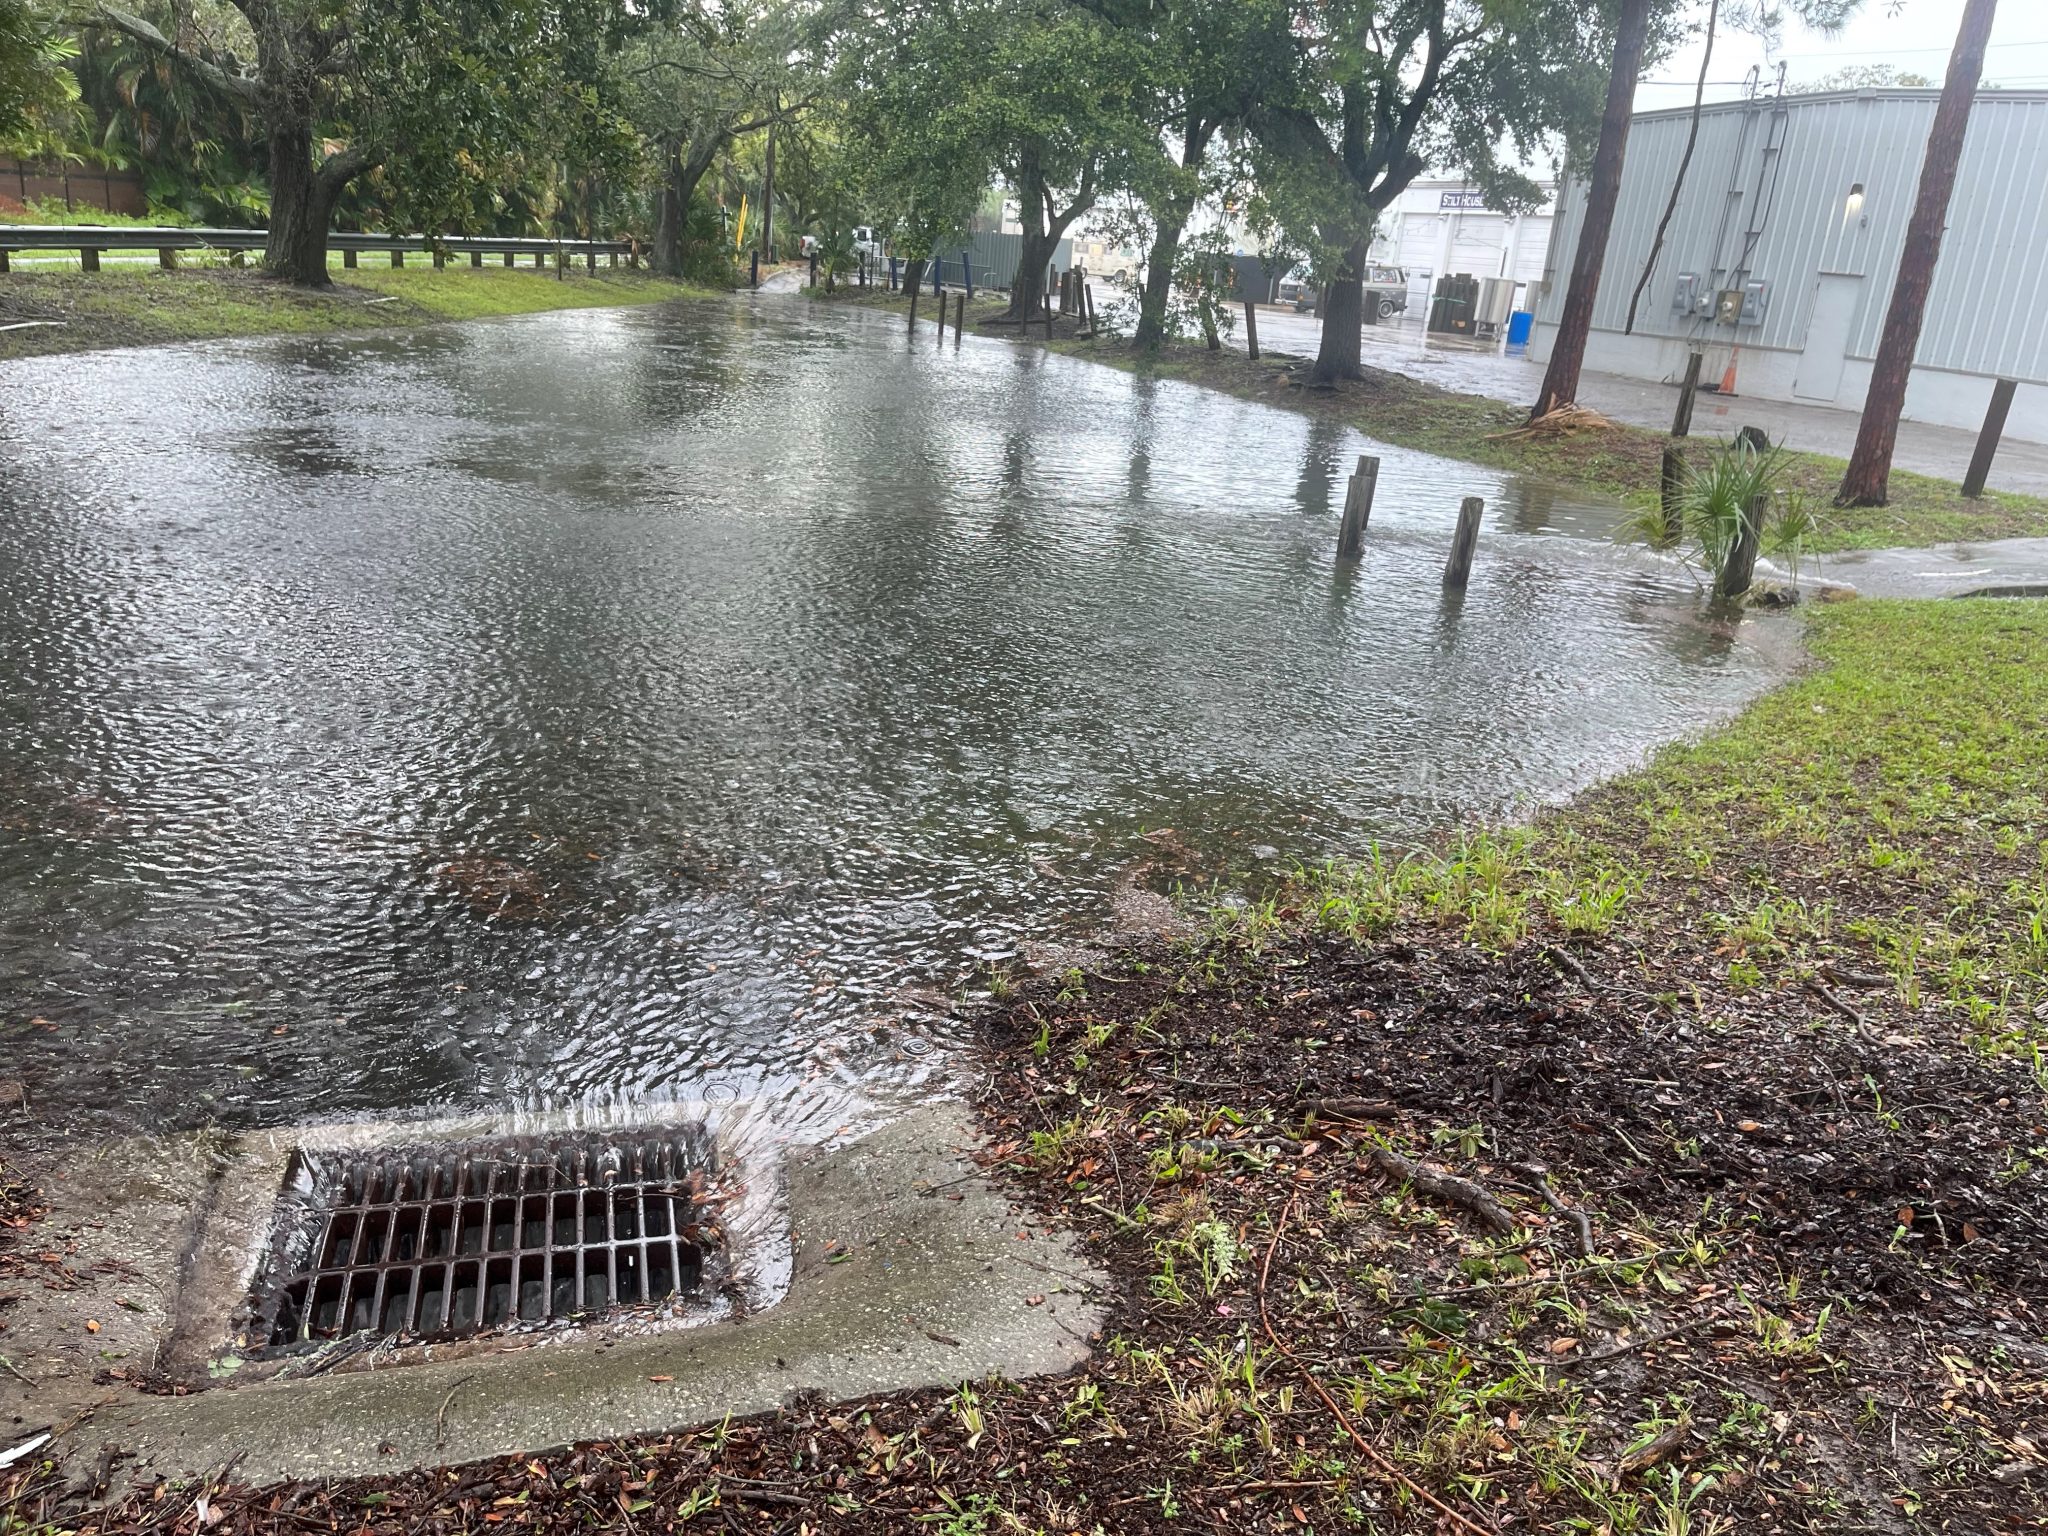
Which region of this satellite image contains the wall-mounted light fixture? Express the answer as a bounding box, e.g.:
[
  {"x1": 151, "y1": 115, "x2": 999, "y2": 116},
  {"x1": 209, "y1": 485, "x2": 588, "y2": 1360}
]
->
[{"x1": 1844, "y1": 182, "x2": 1867, "y2": 224}]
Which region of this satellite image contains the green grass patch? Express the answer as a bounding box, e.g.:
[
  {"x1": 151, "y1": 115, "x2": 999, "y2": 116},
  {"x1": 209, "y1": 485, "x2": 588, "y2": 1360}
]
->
[
  {"x1": 0, "y1": 263, "x2": 706, "y2": 360},
  {"x1": 1224, "y1": 599, "x2": 2048, "y2": 1052}
]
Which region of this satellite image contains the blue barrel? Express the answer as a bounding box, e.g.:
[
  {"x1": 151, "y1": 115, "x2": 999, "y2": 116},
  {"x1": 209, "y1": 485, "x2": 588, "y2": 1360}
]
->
[{"x1": 1506, "y1": 310, "x2": 1534, "y2": 347}]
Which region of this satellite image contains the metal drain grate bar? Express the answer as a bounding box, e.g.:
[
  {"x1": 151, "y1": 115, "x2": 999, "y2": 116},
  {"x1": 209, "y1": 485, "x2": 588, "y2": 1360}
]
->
[{"x1": 253, "y1": 1132, "x2": 724, "y2": 1352}]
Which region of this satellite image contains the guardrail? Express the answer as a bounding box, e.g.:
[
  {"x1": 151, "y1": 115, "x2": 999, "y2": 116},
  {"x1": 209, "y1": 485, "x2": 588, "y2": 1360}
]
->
[{"x1": 0, "y1": 225, "x2": 639, "y2": 275}]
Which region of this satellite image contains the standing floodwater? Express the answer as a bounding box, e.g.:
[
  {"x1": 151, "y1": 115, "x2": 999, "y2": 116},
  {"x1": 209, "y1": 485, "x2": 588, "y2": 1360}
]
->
[{"x1": 0, "y1": 298, "x2": 1793, "y2": 1142}]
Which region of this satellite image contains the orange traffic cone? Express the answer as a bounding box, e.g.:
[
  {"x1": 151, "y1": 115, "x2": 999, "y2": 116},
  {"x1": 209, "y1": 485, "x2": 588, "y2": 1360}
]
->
[{"x1": 1717, "y1": 346, "x2": 1740, "y2": 396}]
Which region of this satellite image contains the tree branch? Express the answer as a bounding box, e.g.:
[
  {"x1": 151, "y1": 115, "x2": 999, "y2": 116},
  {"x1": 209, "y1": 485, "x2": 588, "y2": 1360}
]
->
[{"x1": 94, "y1": 6, "x2": 260, "y2": 101}]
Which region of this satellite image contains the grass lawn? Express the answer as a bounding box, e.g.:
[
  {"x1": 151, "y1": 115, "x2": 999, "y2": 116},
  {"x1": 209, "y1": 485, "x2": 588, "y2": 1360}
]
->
[
  {"x1": 10, "y1": 598, "x2": 2044, "y2": 1531},
  {"x1": 0, "y1": 263, "x2": 706, "y2": 360}
]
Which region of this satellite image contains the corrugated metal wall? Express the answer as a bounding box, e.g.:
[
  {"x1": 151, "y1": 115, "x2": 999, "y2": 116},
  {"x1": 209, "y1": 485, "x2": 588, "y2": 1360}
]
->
[
  {"x1": 1538, "y1": 90, "x2": 2048, "y2": 385},
  {"x1": 958, "y1": 231, "x2": 1075, "y2": 291}
]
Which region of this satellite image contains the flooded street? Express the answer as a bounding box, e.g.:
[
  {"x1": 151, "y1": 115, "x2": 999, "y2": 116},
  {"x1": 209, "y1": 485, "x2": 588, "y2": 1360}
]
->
[{"x1": 1, "y1": 295, "x2": 1797, "y2": 1144}]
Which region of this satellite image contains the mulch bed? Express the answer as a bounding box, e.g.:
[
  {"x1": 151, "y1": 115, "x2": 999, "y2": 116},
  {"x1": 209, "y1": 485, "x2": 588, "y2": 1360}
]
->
[{"x1": 7, "y1": 920, "x2": 2045, "y2": 1533}]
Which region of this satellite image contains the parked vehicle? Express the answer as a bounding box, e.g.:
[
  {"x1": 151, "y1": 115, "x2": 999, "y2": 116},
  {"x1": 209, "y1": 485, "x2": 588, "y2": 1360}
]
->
[{"x1": 1277, "y1": 263, "x2": 1408, "y2": 318}]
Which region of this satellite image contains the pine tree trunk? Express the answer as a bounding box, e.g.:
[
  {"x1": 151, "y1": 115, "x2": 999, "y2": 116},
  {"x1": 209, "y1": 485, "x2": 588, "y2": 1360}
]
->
[
  {"x1": 1311, "y1": 239, "x2": 1368, "y2": 384},
  {"x1": 1837, "y1": 0, "x2": 1998, "y2": 507},
  {"x1": 1530, "y1": 0, "x2": 1652, "y2": 419}
]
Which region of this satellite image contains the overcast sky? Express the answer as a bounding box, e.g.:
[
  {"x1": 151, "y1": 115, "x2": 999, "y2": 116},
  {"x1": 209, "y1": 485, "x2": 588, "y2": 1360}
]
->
[{"x1": 1641, "y1": 0, "x2": 2048, "y2": 110}]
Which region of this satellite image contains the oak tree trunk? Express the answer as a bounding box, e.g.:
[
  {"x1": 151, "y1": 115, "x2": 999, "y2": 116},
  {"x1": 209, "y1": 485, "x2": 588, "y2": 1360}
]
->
[
  {"x1": 1530, "y1": 0, "x2": 1652, "y2": 419},
  {"x1": 264, "y1": 117, "x2": 342, "y2": 287},
  {"x1": 1837, "y1": 0, "x2": 1998, "y2": 507},
  {"x1": 1133, "y1": 120, "x2": 1213, "y2": 349},
  {"x1": 1009, "y1": 227, "x2": 1055, "y2": 320},
  {"x1": 1310, "y1": 239, "x2": 1368, "y2": 384},
  {"x1": 654, "y1": 145, "x2": 685, "y2": 277},
  {"x1": 1132, "y1": 220, "x2": 1184, "y2": 348}
]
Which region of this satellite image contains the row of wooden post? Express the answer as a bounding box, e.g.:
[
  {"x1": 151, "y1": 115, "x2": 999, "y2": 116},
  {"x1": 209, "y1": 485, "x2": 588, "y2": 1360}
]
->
[
  {"x1": 906, "y1": 287, "x2": 966, "y2": 343},
  {"x1": 1332, "y1": 453, "x2": 1485, "y2": 590}
]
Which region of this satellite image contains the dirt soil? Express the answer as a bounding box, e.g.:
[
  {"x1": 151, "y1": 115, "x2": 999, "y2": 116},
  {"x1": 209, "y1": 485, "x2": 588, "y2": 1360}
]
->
[{"x1": 6, "y1": 920, "x2": 2043, "y2": 1533}]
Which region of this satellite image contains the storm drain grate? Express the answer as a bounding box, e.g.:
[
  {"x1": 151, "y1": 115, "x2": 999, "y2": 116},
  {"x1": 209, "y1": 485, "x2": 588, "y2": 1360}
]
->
[{"x1": 248, "y1": 1131, "x2": 728, "y2": 1353}]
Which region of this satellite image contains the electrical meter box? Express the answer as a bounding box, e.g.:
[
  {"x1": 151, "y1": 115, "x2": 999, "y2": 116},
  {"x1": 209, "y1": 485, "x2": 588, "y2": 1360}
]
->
[{"x1": 1672, "y1": 273, "x2": 1700, "y2": 314}]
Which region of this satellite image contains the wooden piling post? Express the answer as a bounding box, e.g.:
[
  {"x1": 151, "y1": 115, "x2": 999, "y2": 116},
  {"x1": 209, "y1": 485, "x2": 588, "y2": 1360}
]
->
[
  {"x1": 908, "y1": 285, "x2": 919, "y2": 334},
  {"x1": 391, "y1": 249, "x2": 404, "y2": 268},
  {"x1": 158, "y1": 247, "x2": 177, "y2": 271},
  {"x1": 343, "y1": 248, "x2": 358, "y2": 270},
  {"x1": 80, "y1": 247, "x2": 101, "y2": 273},
  {"x1": 1963, "y1": 378, "x2": 2018, "y2": 499},
  {"x1": 1337, "y1": 455, "x2": 1380, "y2": 560},
  {"x1": 0, "y1": 250, "x2": 9, "y2": 274},
  {"x1": 1659, "y1": 445, "x2": 1685, "y2": 543},
  {"x1": 954, "y1": 291, "x2": 965, "y2": 342},
  {"x1": 1671, "y1": 350, "x2": 1703, "y2": 438},
  {"x1": 751, "y1": 251, "x2": 760, "y2": 288},
  {"x1": 1442, "y1": 496, "x2": 1484, "y2": 589},
  {"x1": 503, "y1": 250, "x2": 514, "y2": 268},
  {"x1": 1718, "y1": 492, "x2": 1767, "y2": 601},
  {"x1": 585, "y1": 246, "x2": 596, "y2": 273},
  {"x1": 1244, "y1": 300, "x2": 1260, "y2": 360},
  {"x1": 470, "y1": 249, "x2": 483, "y2": 269},
  {"x1": 534, "y1": 250, "x2": 545, "y2": 269},
  {"x1": 1084, "y1": 284, "x2": 1097, "y2": 336},
  {"x1": 1043, "y1": 293, "x2": 1054, "y2": 341}
]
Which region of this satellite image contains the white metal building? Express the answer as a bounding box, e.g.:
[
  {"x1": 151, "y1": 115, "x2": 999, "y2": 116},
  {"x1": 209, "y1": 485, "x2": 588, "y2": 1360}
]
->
[
  {"x1": 1370, "y1": 179, "x2": 1556, "y2": 316},
  {"x1": 1531, "y1": 88, "x2": 2048, "y2": 443}
]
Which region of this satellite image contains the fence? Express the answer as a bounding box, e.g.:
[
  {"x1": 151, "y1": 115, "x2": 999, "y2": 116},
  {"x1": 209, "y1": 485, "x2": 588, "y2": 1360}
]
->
[
  {"x1": 0, "y1": 160, "x2": 148, "y2": 216},
  {"x1": 0, "y1": 225, "x2": 636, "y2": 274}
]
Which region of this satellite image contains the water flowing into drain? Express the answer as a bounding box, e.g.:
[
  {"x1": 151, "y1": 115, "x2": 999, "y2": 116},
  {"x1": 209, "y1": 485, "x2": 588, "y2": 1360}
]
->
[{"x1": 247, "y1": 1131, "x2": 730, "y2": 1352}]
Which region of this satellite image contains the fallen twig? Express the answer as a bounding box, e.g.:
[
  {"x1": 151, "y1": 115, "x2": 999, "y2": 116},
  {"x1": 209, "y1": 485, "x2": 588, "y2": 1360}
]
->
[
  {"x1": 1298, "y1": 1097, "x2": 1399, "y2": 1125},
  {"x1": 1362, "y1": 1145, "x2": 1515, "y2": 1233},
  {"x1": 1259, "y1": 1184, "x2": 1495, "y2": 1536},
  {"x1": 1802, "y1": 975, "x2": 1869, "y2": 1033},
  {"x1": 1508, "y1": 1163, "x2": 1595, "y2": 1258},
  {"x1": 1540, "y1": 946, "x2": 1599, "y2": 992}
]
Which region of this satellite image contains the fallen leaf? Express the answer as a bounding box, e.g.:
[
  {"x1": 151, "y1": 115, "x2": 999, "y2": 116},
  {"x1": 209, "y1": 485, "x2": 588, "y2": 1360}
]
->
[
  {"x1": 84, "y1": 1319, "x2": 101, "y2": 1334},
  {"x1": 1548, "y1": 1336, "x2": 1579, "y2": 1354},
  {"x1": 647, "y1": 1374, "x2": 673, "y2": 1383}
]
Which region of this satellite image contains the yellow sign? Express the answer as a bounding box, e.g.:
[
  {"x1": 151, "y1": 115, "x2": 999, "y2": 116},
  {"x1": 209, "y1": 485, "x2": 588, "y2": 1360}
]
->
[{"x1": 734, "y1": 196, "x2": 748, "y2": 252}]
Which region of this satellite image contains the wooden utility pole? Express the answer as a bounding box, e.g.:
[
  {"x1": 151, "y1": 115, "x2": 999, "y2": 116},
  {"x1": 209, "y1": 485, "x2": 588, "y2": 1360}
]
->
[
  {"x1": 1529, "y1": 0, "x2": 1652, "y2": 420},
  {"x1": 1837, "y1": 0, "x2": 1999, "y2": 507}
]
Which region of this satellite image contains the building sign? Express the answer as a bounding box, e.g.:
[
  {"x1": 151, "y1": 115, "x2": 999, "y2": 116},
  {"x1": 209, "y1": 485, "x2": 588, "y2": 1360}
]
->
[{"x1": 1439, "y1": 190, "x2": 1490, "y2": 210}]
